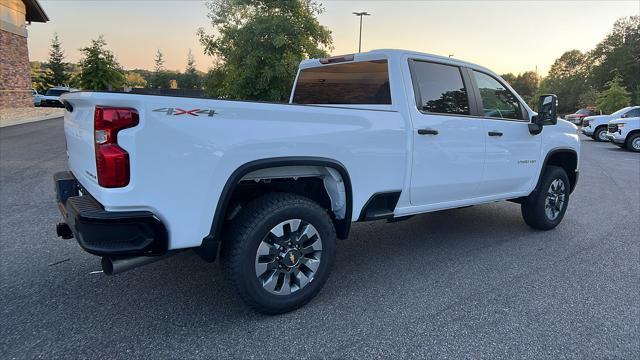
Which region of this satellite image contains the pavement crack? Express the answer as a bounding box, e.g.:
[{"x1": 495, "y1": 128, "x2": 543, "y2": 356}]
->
[{"x1": 47, "y1": 258, "x2": 70, "y2": 267}]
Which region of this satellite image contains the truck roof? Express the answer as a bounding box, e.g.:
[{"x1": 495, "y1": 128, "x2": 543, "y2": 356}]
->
[{"x1": 300, "y1": 48, "x2": 495, "y2": 75}]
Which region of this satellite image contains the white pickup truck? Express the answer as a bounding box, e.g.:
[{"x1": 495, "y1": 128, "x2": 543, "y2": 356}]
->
[
  {"x1": 581, "y1": 106, "x2": 640, "y2": 142},
  {"x1": 55, "y1": 49, "x2": 580, "y2": 313},
  {"x1": 605, "y1": 108, "x2": 640, "y2": 152}
]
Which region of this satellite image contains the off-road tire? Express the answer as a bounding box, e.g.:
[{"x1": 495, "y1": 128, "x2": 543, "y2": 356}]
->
[
  {"x1": 521, "y1": 165, "x2": 570, "y2": 230},
  {"x1": 221, "y1": 192, "x2": 336, "y2": 314}
]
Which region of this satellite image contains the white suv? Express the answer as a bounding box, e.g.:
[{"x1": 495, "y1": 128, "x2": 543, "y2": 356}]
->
[
  {"x1": 582, "y1": 106, "x2": 640, "y2": 142},
  {"x1": 605, "y1": 107, "x2": 640, "y2": 152}
]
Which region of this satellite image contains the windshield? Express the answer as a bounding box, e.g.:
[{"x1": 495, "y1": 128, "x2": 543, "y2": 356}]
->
[
  {"x1": 45, "y1": 89, "x2": 69, "y2": 96},
  {"x1": 575, "y1": 109, "x2": 591, "y2": 115}
]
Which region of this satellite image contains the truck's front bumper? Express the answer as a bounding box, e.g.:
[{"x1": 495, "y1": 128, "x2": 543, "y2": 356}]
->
[
  {"x1": 54, "y1": 171, "x2": 168, "y2": 256},
  {"x1": 581, "y1": 128, "x2": 593, "y2": 136},
  {"x1": 605, "y1": 133, "x2": 625, "y2": 144}
]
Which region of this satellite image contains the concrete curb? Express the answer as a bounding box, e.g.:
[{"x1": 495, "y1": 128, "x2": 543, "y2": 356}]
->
[{"x1": 0, "y1": 113, "x2": 63, "y2": 128}]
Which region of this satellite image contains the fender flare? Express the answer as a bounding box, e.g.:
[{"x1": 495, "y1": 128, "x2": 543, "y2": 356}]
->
[
  {"x1": 533, "y1": 147, "x2": 579, "y2": 195},
  {"x1": 199, "y1": 157, "x2": 353, "y2": 261}
]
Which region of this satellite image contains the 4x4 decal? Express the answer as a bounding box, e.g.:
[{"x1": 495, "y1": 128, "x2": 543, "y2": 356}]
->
[{"x1": 153, "y1": 108, "x2": 217, "y2": 117}]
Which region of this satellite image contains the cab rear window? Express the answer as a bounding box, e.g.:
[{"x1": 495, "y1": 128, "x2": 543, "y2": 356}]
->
[{"x1": 292, "y1": 60, "x2": 391, "y2": 105}]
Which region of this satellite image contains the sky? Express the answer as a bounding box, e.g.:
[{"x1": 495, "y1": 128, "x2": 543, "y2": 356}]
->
[{"x1": 26, "y1": 0, "x2": 640, "y2": 76}]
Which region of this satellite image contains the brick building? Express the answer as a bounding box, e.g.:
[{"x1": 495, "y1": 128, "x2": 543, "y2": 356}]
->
[{"x1": 0, "y1": 0, "x2": 48, "y2": 108}]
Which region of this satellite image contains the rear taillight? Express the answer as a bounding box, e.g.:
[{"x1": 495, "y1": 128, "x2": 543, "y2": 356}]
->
[{"x1": 94, "y1": 106, "x2": 139, "y2": 188}]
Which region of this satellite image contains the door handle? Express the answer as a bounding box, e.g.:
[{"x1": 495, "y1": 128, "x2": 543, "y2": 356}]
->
[
  {"x1": 417, "y1": 128, "x2": 439, "y2": 135},
  {"x1": 488, "y1": 131, "x2": 503, "y2": 137}
]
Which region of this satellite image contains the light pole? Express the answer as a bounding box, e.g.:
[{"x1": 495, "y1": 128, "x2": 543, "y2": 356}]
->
[{"x1": 352, "y1": 11, "x2": 370, "y2": 53}]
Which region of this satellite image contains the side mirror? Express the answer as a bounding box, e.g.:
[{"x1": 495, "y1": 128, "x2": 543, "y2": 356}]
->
[
  {"x1": 621, "y1": 113, "x2": 628, "y2": 118},
  {"x1": 529, "y1": 94, "x2": 557, "y2": 135}
]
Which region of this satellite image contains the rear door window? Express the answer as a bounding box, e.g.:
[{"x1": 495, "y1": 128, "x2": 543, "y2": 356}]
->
[
  {"x1": 409, "y1": 61, "x2": 470, "y2": 115},
  {"x1": 292, "y1": 60, "x2": 391, "y2": 105}
]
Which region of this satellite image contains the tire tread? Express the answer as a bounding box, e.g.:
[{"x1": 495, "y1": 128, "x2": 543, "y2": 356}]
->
[
  {"x1": 222, "y1": 192, "x2": 335, "y2": 314},
  {"x1": 521, "y1": 165, "x2": 570, "y2": 230}
]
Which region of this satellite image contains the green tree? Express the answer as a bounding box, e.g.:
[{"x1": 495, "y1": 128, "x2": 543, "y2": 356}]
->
[
  {"x1": 500, "y1": 73, "x2": 516, "y2": 84},
  {"x1": 125, "y1": 71, "x2": 147, "y2": 88},
  {"x1": 596, "y1": 76, "x2": 631, "y2": 114},
  {"x1": 540, "y1": 50, "x2": 590, "y2": 113},
  {"x1": 180, "y1": 49, "x2": 202, "y2": 89},
  {"x1": 588, "y1": 16, "x2": 640, "y2": 103},
  {"x1": 77, "y1": 36, "x2": 125, "y2": 90},
  {"x1": 66, "y1": 63, "x2": 82, "y2": 88},
  {"x1": 30, "y1": 61, "x2": 52, "y2": 93},
  {"x1": 46, "y1": 33, "x2": 69, "y2": 86},
  {"x1": 152, "y1": 71, "x2": 181, "y2": 89},
  {"x1": 151, "y1": 49, "x2": 166, "y2": 88},
  {"x1": 154, "y1": 49, "x2": 165, "y2": 73},
  {"x1": 578, "y1": 86, "x2": 599, "y2": 108},
  {"x1": 203, "y1": 67, "x2": 227, "y2": 98},
  {"x1": 198, "y1": 0, "x2": 333, "y2": 101},
  {"x1": 513, "y1": 71, "x2": 540, "y2": 104}
]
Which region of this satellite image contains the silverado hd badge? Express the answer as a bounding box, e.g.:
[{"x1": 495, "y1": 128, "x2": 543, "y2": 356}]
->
[{"x1": 153, "y1": 108, "x2": 217, "y2": 117}]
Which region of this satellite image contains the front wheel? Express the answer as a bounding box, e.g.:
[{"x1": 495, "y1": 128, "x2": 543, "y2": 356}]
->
[
  {"x1": 222, "y1": 192, "x2": 336, "y2": 314},
  {"x1": 594, "y1": 127, "x2": 608, "y2": 142},
  {"x1": 626, "y1": 133, "x2": 640, "y2": 152},
  {"x1": 521, "y1": 166, "x2": 570, "y2": 230}
]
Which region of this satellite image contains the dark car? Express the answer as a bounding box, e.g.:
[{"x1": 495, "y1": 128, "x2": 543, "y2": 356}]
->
[{"x1": 40, "y1": 87, "x2": 76, "y2": 107}]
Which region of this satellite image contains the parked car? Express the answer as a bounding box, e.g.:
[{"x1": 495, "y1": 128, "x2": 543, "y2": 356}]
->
[
  {"x1": 565, "y1": 107, "x2": 600, "y2": 126},
  {"x1": 40, "y1": 86, "x2": 77, "y2": 107},
  {"x1": 54, "y1": 50, "x2": 580, "y2": 314},
  {"x1": 605, "y1": 109, "x2": 640, "y2": 152},
  {"x1": 582, "y1": 106, "x2": 640, "y2": 141},
  {"x1": 32, "y1": 89, "x2": 42, "y2": 106}
]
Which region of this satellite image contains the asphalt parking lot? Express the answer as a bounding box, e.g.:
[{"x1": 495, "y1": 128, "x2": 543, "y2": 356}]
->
[{"x1": 1, "y1": 118, "x2": 639, "y2": 359}]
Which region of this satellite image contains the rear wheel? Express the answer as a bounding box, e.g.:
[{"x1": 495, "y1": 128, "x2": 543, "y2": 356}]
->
[
  {"x1": 594, "y1": 127, "x2": 608, "y2": 142},
  {"x1": 222, "y1": 192, "x2": 336, "y2": 314},
  {"x1": 521, "y1": 166, "x2": 570, "y2": 230},
  {"x1": 626, "y1": 133, "x2": 640, "y2": 152}
]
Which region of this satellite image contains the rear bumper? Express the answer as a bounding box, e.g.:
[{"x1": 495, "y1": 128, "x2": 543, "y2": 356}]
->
[{"x1": 54, "y1": 171, "x2": 168, "y2": 256}]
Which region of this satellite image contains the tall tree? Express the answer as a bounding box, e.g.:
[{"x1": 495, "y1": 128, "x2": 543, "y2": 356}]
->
[
  {"x1": 588, "y1": 16, "x2": 640, "y2": 104},
  {"x1": 77, "y1": 36, "x2": 125, "y2": 90},
  {"x1": 180, "y1": 49, "x2": 201, "y2": 89},
  {"x1": 500, "y1": 73, "x2": 516, "y2": 84},
  {"x1": 540, "y1": 50, "x2": 590, "y2": 113},
  {"x1": 152, "y1": 49, "x2": 166, "y2": 88},
  {"x1": 30, "y1": 61, "x2": 53, "y2": 93},
  {"x1": 198, "y1": 0, "x2": 333, "y2": 101},
  {"x1": 46, "y1": 33, "x2": 68, "y2": 86},
  {"x1": 502, "y1": 71, "x2": 540, "y2": 107},
  {"x1": 512, "y1": 71, "x2": 540, "y2": 103},
  {"x1": 154, "y1": 49, "x2": 165, "y2": 73},
  {"x1": 596, "y1": 76, "x2": 631, "y2": 114}
]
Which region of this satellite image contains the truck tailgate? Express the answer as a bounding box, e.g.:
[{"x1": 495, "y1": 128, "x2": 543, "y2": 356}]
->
[{"x1": 61, "y1": 93, "x2": 98, "y2": 187}]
